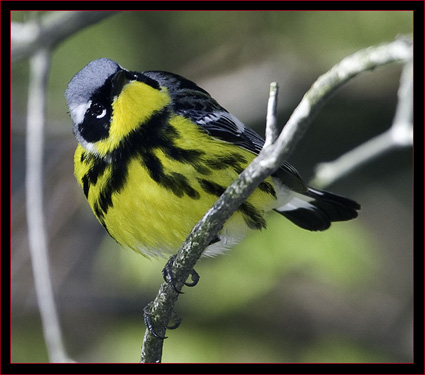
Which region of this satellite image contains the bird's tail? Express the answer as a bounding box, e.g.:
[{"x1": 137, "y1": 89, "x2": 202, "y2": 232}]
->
[{"x1": 274, "y1": 187, "x2": 360, "y2": 231}]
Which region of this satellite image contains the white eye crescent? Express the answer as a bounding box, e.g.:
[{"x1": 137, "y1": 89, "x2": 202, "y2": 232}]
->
[{"x1": 96, "y1": 108, "x2": 107, "y2": 119}]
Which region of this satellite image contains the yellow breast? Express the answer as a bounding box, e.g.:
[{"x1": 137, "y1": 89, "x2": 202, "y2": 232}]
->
[{"x1": 74, "y1": 115, "x2": 278, "y2": 258}]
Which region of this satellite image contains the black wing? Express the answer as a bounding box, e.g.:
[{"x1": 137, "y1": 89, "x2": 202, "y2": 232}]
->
[{"x1": 142, "y1": 71, "x2": 307, "y2": 193}]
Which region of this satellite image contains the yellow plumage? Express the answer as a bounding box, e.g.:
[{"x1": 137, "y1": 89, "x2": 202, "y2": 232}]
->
[
  {"x1": 66, "y1": 58, "x2": 359, "y2": 259},
  {"x1": 74, "y1": 113, "x2": 277, "y2": 257}
]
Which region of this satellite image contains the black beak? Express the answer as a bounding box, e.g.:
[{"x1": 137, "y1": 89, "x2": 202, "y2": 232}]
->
[{"x1": 111, "y1": 70, "x2": 129, "y2": 99}]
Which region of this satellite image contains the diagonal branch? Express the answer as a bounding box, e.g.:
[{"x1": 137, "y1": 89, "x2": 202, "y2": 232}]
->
[{"x1": 140, "y1": 37, "x2": 413, "y2": 363}]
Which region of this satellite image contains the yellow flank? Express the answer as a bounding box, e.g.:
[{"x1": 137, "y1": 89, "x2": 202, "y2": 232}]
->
[
  {"x1": 74, "y1": 145, "x2": 112, "y2": 207},
  {"x1": 95, "y1": 81, "x2": 171, "y2": 156},
  {"x1": 74, "y1": 111, "x2": 278, "y2": 258},
  {"x1": 74, "y1": 145, "x2": 89, "y2": 180}
]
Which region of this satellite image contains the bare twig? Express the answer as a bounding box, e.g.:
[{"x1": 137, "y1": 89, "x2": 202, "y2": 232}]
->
[
  {"x1": 269, "y1": 38, "x2": 412, "y2": 161},
  {"x1": 264, "y1": 82, "x2": 280, "y2": 147},
  {"x1": 17, "y1": 11, "x2": 118, "y2": 364},
  {"x1": 311, "y1": 61, "x2": 413, "y2": 189},
  {"x1": 15, "y1": 11, "x2": 120, "y2": 363},
  {"x1": 25, "y1": 49, "x2": 70, "y2": 363},
  {"x1": 12, "y1": 11, "x2": 117, "y2": 62},
  {"x1": 140, "y1": 37, "x2": 413, "y2": 363}
]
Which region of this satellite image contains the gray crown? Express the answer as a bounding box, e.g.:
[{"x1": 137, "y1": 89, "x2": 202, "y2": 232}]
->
[{"x1": 65, "y1": 58, "x2": 121, "y2": 108}]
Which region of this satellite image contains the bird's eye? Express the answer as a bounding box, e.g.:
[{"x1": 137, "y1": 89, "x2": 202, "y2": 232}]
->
[{"x1": 90, "y1": 103, "x2": 107, "y2": 119}]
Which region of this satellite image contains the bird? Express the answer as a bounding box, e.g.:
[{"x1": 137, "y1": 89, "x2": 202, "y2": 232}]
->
[{"x1": 65, "y1": 58, "x2": 360, "y2": 261}]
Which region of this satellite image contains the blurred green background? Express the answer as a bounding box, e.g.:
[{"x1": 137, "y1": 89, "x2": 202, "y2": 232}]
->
[{"x1": 11, "y1": 11, "x2": 413, "y2": 363}]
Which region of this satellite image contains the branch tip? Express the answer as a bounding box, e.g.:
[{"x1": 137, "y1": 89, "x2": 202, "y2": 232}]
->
[{"x1": 264, "y1": 81, "x2": 280, "y2": 147}]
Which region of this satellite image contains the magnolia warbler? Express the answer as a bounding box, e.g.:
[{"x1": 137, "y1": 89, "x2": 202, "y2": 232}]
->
[{"x1": 65, "y1": 58, "x2": 360, "y2": 259}]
